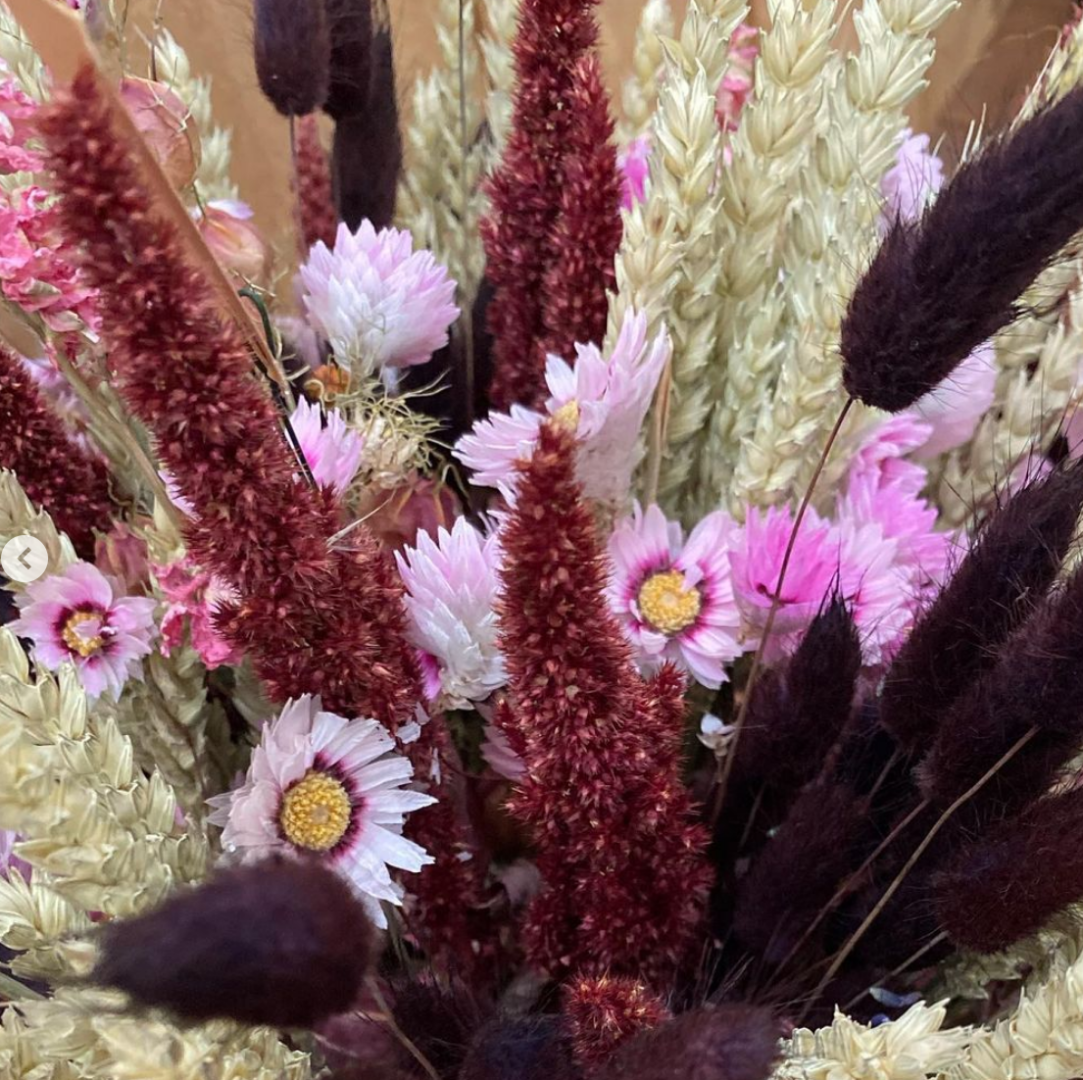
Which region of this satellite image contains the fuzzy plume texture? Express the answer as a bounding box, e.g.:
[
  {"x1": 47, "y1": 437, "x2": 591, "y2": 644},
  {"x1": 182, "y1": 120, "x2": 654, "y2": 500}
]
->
[
  {"x1": 880, "y1": 462, "x2": 1083, "y2": 753},
  {"x1": 294, "y1": 113, "x2": 338, "y2": 250},
  {"x1": 481, "y1": 0, "x2": 609, "y2": 408},
  {"x1": 595, "y1": 1005, "x2": 781, "y2": 1080},
  {"x1": 92, "y1": 858, "x2": 376, "y2": 1027},
  {"x1": 323, "y1": 0, "x2": 373, "y2": 120},
  {"x1": 253, "y1": 0, "x2": 331, "y2": 116},
  {"x1": 538, "y1": 53, "x2": 623, "y2": 364},
  {"x1": 0, "y1": 346, "x2": 112, "y2": 558},
  {"x1": 496, "y1": 422, "x2": 711, "y2": 983},
  {"x1": 332, "y1": 23, "x2": 401, "y2": 230},
  {"x1": 843, "y1": 86, "x2": 1083, "y2": 412},
  {"x1": 300, "y1": 220, "x2": 460, "y2": 377},
  {"x1": 934, "y1": 787, "x2": 1083, "y2": 955}
]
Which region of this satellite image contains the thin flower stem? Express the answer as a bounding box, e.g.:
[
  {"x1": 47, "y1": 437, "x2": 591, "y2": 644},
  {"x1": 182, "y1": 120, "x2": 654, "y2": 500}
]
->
[
  {"x1": 841, "y1": 931, "x2": 949, "y2": 1012},
  {"x1": 710, "y1": 396, "x2": 855, "y2": 825},
  {"x1": 798, "y1": 726, "x2": 1039, "y2": 1023}
]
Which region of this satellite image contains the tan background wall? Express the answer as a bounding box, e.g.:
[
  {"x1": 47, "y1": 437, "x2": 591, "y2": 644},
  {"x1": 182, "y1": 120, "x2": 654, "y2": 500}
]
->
[{"x1": 121, "y1": 0, "x2": 1076, "y2": 253}]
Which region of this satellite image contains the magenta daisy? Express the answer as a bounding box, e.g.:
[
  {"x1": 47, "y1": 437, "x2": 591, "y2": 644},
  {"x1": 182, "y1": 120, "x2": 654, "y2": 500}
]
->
[
  {"x1": 299, "y1": 221, "x2": 460, "y2": 378},
  {"x1": 11, "y1": 561, "x2": 156, "y2": 701},
  {"x1": 395, "y1": 517, "x2": 506, "y2": 709},
  {"x1": 207, "y1": 695, "x2": 435, "y2": 928},
  {"x1": 607, "y1": 504, "x2": 743, "y2": 689},
  {"x1": 454, "y1": 309, "x2": 669, "y2": 507},
  {"x1": 290, "y1": 397, "x2": 364, "y2": 498}
]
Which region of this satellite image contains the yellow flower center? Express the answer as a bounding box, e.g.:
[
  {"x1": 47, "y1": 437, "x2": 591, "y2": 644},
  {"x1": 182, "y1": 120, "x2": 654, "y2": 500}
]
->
[
  {"x1": 552, "y1": 400, "x2": 581, "y2": 433},
  {"x1": 637, "y1": 570, "x2": 702, "y2": 635},
  {"x1": 279, "y1": 770, "x2": 352, "y2": 852},
  {"x1": 61, "y1": 611, "x2": 105, "y2": 658}
]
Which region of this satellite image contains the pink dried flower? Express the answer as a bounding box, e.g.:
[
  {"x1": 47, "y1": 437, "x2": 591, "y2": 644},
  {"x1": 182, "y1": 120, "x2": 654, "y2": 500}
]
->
[
  {"x1": 118, "y1": 77, "x2": 200, "y2": 192},
  {"x1": 208, "y1": 694, "x2": 436, "y2": 929},
  {"x1": 395, "y1": 518, "x2": 506, "y2": 709},
  {"x1": 455, "y1": 310, "x2": 669, "y2": 506},
  {"x1": 300, "y1": 221, "x2": 460, "y2": 375},
  {"x1": 290, "y1": 397, "x2": 363, "y2": 497},
  {"x1": 618, "y1": 134, "x2": 651, "y2": 210},
  {"x1": 729, "y1": 505, "x2": 908, "y2": 663},
  {"x1": 197, "y1": 199, "x2": 270, "y2": 287},
  {"x1": 481, "y1": 720, "x2": 525, "y2": 781},
  {"x1": 716, "y1": 24, "x2": 757, "y2": 133},
  {"x1": 911, "y1": 342, "x2": 997, "y2": 458},
  {"x1": 95, "y1": 523, "x2": 150, "y2": 593},
  {"x1": 881, "y1": 129, "x2": 944, "y2": 225},
  {"x1": 608, "y1": 504, "x2": 743, "y2": 689},
  {"x1": 155, "y1": 556, "x2": 243, "y2": 670},
  {"x1": 11, "y1": 561, "x2": 156, "y2": 700},
  {"x1": 0, "y1": 186, "x2": 99, "y2": 334},
  {"x1": 0, "y1": 72, "x2": 42, "y2": 173}
]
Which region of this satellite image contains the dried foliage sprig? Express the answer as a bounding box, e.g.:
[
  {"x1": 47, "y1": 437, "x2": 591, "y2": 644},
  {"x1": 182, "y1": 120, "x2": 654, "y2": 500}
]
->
[
  {"x1": 0, "y1": 346, "x2": 115, "y2": 558},
  {"x1": 497, "y1": 422, "x2": 711, "y2": 983}
]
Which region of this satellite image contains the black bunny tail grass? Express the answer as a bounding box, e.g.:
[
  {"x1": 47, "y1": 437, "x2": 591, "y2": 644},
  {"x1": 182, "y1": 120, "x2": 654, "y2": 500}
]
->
[
  {"x1": 842, "y1": 86, "x2": 1083, "y2": 411},
  {"x1": 92, "y1": 859, "x2": 376, "y2": 1028},
  {"x1": 879, "y1": 459, "x2": 1083, "y2": 754},
  {"x1": 323, "y1": 0, "x2": 373, "y2": 120},
  {"x1": 934, "y1": 787, "x2": 1083, "y2": 955},
  {"x1": 254, "y1": 0, "x2": 330, "y2": 117},
  {"x1": 332, "y1": 18, "x2": 401, "y2": 230}
]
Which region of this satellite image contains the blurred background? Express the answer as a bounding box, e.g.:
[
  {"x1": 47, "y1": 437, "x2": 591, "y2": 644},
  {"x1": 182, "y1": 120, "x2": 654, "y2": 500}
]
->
[{"x1": 118, "y1": 0, "x2": 1079, "y2": 257}]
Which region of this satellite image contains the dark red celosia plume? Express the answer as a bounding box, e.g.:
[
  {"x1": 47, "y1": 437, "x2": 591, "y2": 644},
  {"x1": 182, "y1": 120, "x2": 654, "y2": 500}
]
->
[
  {"x1": 594, "y1": 1005, "x2": 781, "y2": 1080},
  {"x1": 253, "y1": 0, "x2": 331, "y2": 117},
  {"x1": 482, "y1": 0, "x2": 618, "y2": 409},
  {"x1": 880, "y1": 460, "x2": 1083, "y2": 754},
  {"x1": 93, "y1": 858, "x2": 375, "y2": 1028},
  {"x1": 933, "y1": 787, "x2": 1083, "y2": 954},
  {"x1": 497, "y1": 423, "x2": 711, "y2": 984},
  {"x1": 295, "y1": 113, "x2": 338, "y2": 250},
  {"x1": 0, "y1": 346, "x2": 114, "y2": 558},
  {"x1": 842, "y1": 86, "x2": 1083, "y2": 412},
  {"x1": 538, "y1": 53, "x2": 623, "y2": 362},
  {"x1": 39, "y1": 67, "x2": 486, "y2": 973},
  {"x1": 565, "y1": 975, "x2": 669, "y2": 1068}
]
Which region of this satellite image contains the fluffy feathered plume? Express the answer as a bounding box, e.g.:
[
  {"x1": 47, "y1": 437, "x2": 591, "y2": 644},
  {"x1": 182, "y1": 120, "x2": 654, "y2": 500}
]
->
[
  {"x1": 295, "y1": 113, "x2": 338, "y2": 249},
  {"x1": 459, "y1": 1017, "x2": 578, "y2": 1080},
  {"x1": 323, "y1": 0, "x2": 373, "y2": 120},
  {"x1": 594, "y1": 1006, "x2": 781, "y2": 1080},
  {"x1": 92, "y1": 859, "x2": 375, "y2": 1027},
  {"x1": 497, "y1": 424, "x2": 711, "y2": 983},
  {"x1": 538, "y1": 53, "x2": 623, "y2": 364},
  {"x1": 0, "y1": 346, "x2": 113, "y2": 558},
  {"x1": 481, "y1": 0, "x2": 616, "y2": 409},
  {"x1": 40, "y1": 66, "x2": 485, "y2": 971},
  {"x1": 842, "y1": 86, "x2": 1083, "y2": 411},
  {"x1": 934, "y1": 788, "x2": 1083, "y2": 954},
  {"x1": 253, "y1": 0, "x2": 331, "y2": 117},
  {"x1": 917, "y1": 564, "x2": 1083, "y2": 820},
  {"x1": 880, "y1": 461, "x2": 1083, "y2": 753}
]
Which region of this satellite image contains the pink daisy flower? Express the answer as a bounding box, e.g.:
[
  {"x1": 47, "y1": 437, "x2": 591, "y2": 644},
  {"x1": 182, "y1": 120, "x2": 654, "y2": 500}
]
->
[
  {"x1": 155, "y1": 556, "x2": 243, "y2": 670},
  {"x1": 729, "y1": 505, "x2": 908, "y2": 664},
  {"x1": 454, "y1": 310, "x2": 669, "y2": 506},
  {"x1": 290, "y1": 397, "x2": 364, "y2": 498},
  {"x1": 300, "y1": 221, "x2": 460, "y2": 377},
  {"x1": 607, "y1": 504, "x2": 743, "y2": 689},
  {"x1": 207, "y1": 695, "x2": 436, "y2": 929},
  {"x1": 395, "y1": 517, "x2": 505, "y2": 709},
  {"x1": 618, "y1": 134, "x2": 651, "y2": 210},
  {"x1": 11, "y1": 561, "x2": 157, "y2": 701}
]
